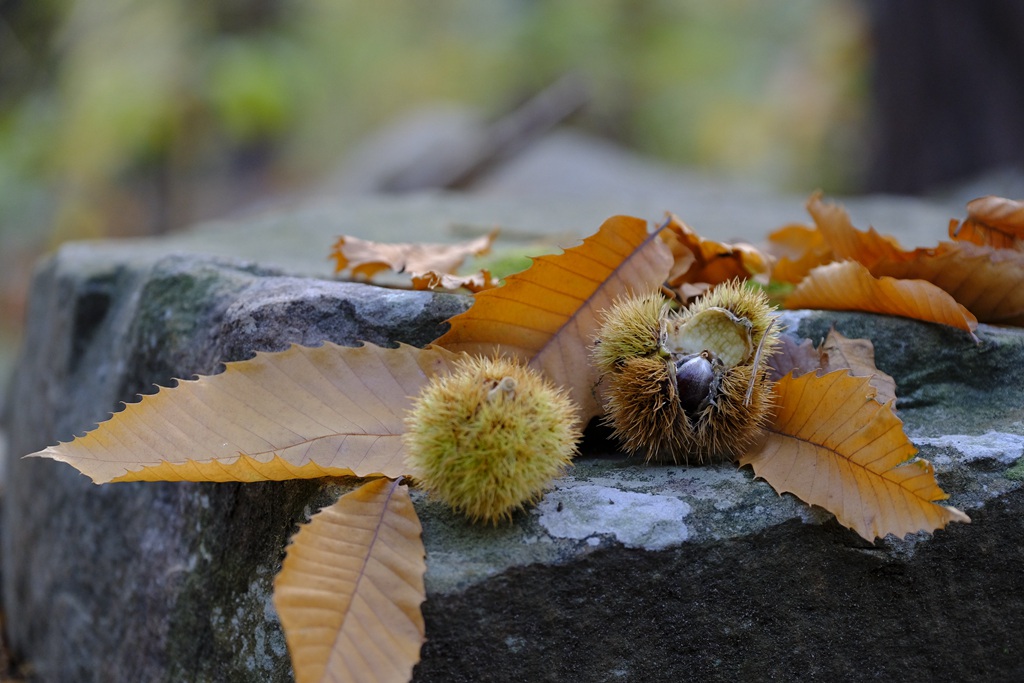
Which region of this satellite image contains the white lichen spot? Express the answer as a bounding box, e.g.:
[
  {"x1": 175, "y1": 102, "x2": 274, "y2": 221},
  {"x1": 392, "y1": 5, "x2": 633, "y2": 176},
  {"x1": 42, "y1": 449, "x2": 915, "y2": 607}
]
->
[
  {"x1": 536, "y1": 485, "x2": 690, "y2": 550},
  {"x1": 225, "y1": 575, "x2": 285, "y2": 673},
  {"x1": 914, "y1": 431, "x2": 1024, "y2": 466},
  {"x1": 265, "y1": 599, "x2": 288, "y2": 657}
]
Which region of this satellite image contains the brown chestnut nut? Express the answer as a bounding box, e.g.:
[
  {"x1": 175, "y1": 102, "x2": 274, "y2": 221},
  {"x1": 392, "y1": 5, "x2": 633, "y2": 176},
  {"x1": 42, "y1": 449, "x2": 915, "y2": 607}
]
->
[{"x1": 675, "y1": 352, "x2": 717, "y2": 414}]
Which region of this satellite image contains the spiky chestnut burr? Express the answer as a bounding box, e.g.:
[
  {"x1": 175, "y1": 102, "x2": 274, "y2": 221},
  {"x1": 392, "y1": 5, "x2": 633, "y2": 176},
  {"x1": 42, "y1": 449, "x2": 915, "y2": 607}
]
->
[
  {"x1": 403, "y1": 355, "x2": 580, "y2": 524},
  {"x1": 592, "y1": 293, "x2": 667, "y2": 375},
  {"x1": 595, "y1": 280, "x2": 780, "y2": 464}
]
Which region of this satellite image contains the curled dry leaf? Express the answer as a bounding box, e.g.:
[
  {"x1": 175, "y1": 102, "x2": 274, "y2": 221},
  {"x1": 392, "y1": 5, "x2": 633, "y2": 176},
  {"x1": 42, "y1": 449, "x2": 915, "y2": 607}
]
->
[
  {"x1": 766, "y1": 222, "x2": 832, "y2": 284},
  {"x1": 767, "y1": 334, "x2": 820, "y2": 381},
  {"x1": 789, "y1": 194, "x2": 1024, "y2": 326},
  {"x1": 30, "y1": 343, "x2": 460, "y2": 484},
  {"x1": 805, "y1": 192, "x2": 907, "y2": 268},
  {"x1": 949, "y1": 196, "x2": 1024, "y2": 250},
  {"x1": 740, "y1": 371, "x2": 970, "y2": 542},
  {"x1": 672, "y1": 281, "x2": 712, "y2": 302},
  {"x1": 766, "y1": 193, "x2": 905, "y2": 284},
  {"x1": 661, "y1": 214, "x2": 772, "y2": 287},
  {"x1": 768, "y1": 329, "x2": 896, "y2": 406},
  {"x1": 274, "y1": 477, "x2": 426, "y2": 683},
  {"x1": 330, "y1": 230, "x2": 498, "y2": 281},
  {"x1": 870, "y1": 241, "x2": 1024, "y2": 326},
  {"x1": 410, "y1": 269, "x2": 498, "y2": 293},
  {"x1": 785, "y1": 260, "x2": 979, "y2": 339},
  {"x1": 433, "y1": 215, "x2": 673, "y2": 424},
  {"x1": 818, "y1": 328, "x2": 897, "y2": 407}
]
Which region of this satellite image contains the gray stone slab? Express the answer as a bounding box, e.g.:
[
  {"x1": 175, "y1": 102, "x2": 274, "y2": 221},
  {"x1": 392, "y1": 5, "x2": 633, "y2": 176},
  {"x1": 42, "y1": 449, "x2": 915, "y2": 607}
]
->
[
  {"x1": 2, "y1": 197, "x2": 1022, "y2": 682},
  {"x1": 1, "y1": 244, "x2": 467, "y2": 682}
]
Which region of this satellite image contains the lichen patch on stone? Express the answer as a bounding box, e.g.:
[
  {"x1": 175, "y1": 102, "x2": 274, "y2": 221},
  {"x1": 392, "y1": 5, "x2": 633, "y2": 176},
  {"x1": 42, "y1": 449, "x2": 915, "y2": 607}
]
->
[
  {"x1": 536, "y1": 484, "x2": 691, "y2": 550},
  {"x1": 913, "y1": 431, "x2": 1024, "y2": 466}
]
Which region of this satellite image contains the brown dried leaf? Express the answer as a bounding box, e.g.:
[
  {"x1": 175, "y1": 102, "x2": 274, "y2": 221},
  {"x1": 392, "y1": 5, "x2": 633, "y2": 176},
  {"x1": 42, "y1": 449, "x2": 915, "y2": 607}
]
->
[
  {"x1": 806, "y1": 192, "x2": 906, "y2": 268},
  {"x1": 433, "y1": 215, "x2": 673, "y2": 423},
  {"x1": 949, "y1": 196, "x2": 1024, "y2": 250},
  {"x1": 767, "y1": 329, "x2": 897, "y2": 407},
  {"x1": 740, "y1": 371, "x2": 970, "y2": 542},
  {"x1": 30, "y1": 343, "x2": 460, "y2": 484},
  {"x1": 870, "y1": 241, "x2": 1024, "y2": 326},
  {"x1": 791, "y1": 194, "x2": 1024, "y2": 326},
  {"x1": 767, "y1": 334, "x2": 820, "y2": 381},
  {"x1": 671, "y1": 281, "x2": 713, "y2": 305},
  {"x1": 766, "y1": 222, "x2": 832, "y2": 284},
  {"x1": 661, "y1": 215, "x2": 772, "y2": 286},
  {"x1": 785, "y1": 260, "x2": 979, "y2": 339},
  {"x1": 330, "y1": 230, "x2": 498, "y2": 280},
  {"x1": 819, "y1": 327, "x2": 897, "y2": 406},
  {"x1": 410, "y1": 269, "x2": 498, "y2": 293},
  {"x1": 275, "y1": 477, "x2": 426, "y2": 683}
]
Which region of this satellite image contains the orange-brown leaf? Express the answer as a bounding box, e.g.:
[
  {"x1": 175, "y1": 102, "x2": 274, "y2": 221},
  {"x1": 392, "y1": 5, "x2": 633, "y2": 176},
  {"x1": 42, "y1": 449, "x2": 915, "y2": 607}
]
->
[
  {"x1": 740, "y1": 371, "x2": 970, "y2": 542},
  {"x1": 949, "y1": 196, "x2": 1024, "y2": 250},
  {"x1": 766, "y1": 222, "x2": 833, "y2": 284},
  {"x1": 870, "y1": 241, "x2": 1024, "y2": 326},
  {"x1": 785, "y1": 260, "x2": 979, "y2": 338},
  {"x1": 330, "y1": 230, "x2": 498, "y2": 280},
  {"x1": 432, "y1": 215, "x2": 673, "y2": 423},
  {"x1": 806, "y1": 192, "x2": 907, "y2": 268},
  {"x1": 818, "y1": 328, "x2": 897, "y2": 406},
  {"x1": 274, "y1": 477, "x2": 426, "y2": 683},
  {"x1": 661, "y1": 215, "x2": 772, "y2": 286},
  {"x1": 30, "y1": 343, "x2": 460, "y2": 484}
]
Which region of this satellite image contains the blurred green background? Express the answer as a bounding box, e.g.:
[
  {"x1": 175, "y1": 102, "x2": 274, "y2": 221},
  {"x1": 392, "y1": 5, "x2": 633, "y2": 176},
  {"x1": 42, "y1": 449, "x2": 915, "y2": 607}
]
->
[{"x1": 0, "y1": 0, "x2": 871, "y2": 375}]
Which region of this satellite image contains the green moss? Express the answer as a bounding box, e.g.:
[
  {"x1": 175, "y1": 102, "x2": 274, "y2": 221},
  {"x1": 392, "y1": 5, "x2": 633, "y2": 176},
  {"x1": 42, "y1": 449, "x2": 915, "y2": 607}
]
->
[
  {"x1": 136, "y1": 269, "x2": 224, "y2": 347},
  {"x1": 1006, "y1": 460, "x2": 1024, "y2": 481},
  {"x1": 756, "y1": 279, "x2": 793, "y2": 309},
  {"x1": 473, "y1": 245, "x2": 557, "y2": 282}
]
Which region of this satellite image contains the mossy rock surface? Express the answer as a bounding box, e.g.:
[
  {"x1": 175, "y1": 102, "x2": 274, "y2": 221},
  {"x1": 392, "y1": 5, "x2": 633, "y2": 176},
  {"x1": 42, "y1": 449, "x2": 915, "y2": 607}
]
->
[
  {"x1": 2, "y1": 196, "x2": 1022, "y2": 682},
  {"x1": 2, "y1": 244, "x2": 467, "y2": 682}
]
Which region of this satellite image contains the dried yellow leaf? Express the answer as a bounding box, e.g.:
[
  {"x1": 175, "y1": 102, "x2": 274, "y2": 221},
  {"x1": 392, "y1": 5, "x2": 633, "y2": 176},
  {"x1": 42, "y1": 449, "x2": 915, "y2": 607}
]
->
[
  {"x1": 785, "y1": 260, "x2": 979, "y2": 339},
  {"x1": 741, "y1": 371, "x2": 970, "y2": 542},
  {"x1": 275, "y1": 477, "x2": 426, "y2": 683},
  {"x1": 330, "y1": 230, "x2": 497, "y2": 280},
  {"x1": 818, "y1": 328, "x2": 897, "y2": 407},
  {"x1": 870, "y1": 241, "x2": 1024, "y2": 326},
  {"x1": 31, "y1": 343, "x2": 460, "y2": 484},
  {"x1": 806, "y1": 192, "x2": 906, "y2": 268},
  {"x1": 949, "y1": 196, "x2": 1024, "y2": 250}
]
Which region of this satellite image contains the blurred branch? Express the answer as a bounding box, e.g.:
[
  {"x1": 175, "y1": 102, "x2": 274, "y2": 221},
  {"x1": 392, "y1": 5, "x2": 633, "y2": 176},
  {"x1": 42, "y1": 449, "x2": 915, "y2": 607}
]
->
[{"x1": 380, "y1": 72, "x2": 590, "y2": 192}]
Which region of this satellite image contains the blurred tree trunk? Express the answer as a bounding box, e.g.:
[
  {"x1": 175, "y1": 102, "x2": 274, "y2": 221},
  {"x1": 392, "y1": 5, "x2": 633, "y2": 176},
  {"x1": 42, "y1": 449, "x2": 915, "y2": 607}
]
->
[{"x1": 865, "y1": 0, "x2": 1024, "y2": 193}]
